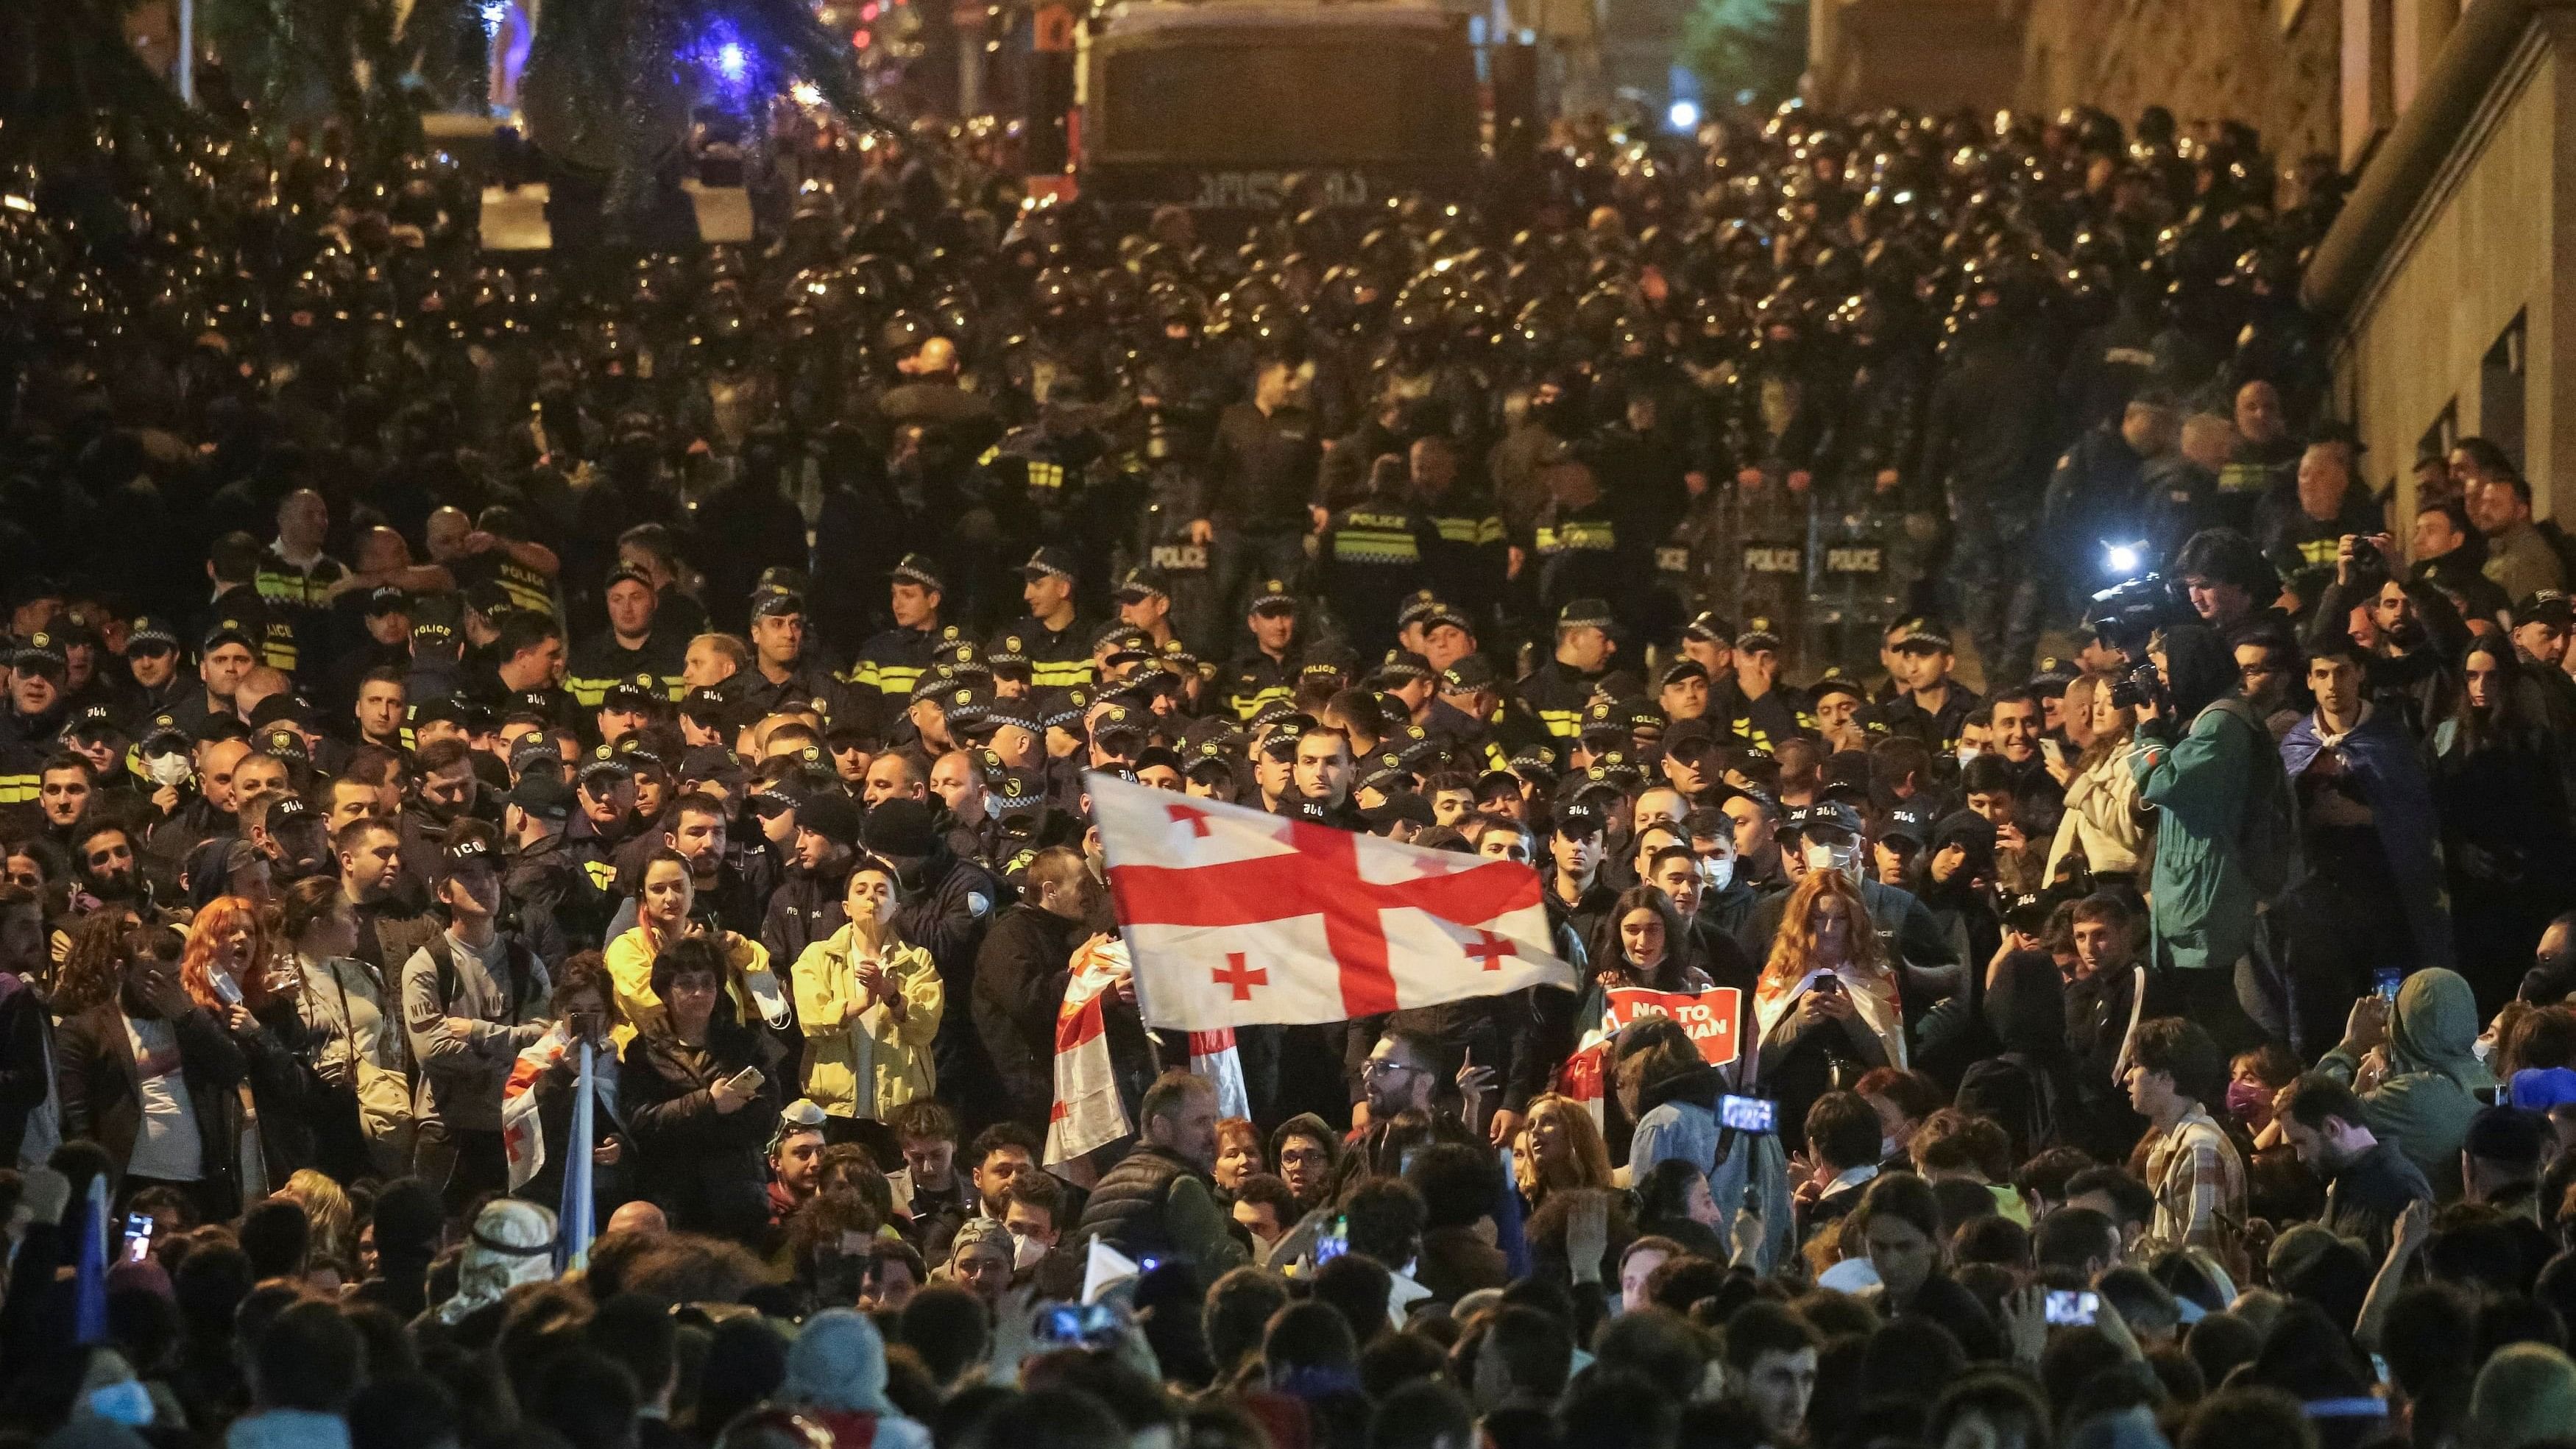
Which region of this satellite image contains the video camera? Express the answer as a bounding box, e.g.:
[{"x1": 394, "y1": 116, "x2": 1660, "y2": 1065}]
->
[{"x1": 2086, "y1": 545, "x2": 2195, "y2": 712}]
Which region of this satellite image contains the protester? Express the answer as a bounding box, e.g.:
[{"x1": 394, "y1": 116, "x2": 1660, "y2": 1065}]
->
[{"x1": 12, "y1": 61, "x2": 2575, "y2": 1449}]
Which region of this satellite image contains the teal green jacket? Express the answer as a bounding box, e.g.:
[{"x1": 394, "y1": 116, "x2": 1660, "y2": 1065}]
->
[{"x1": 2129, "y1": 702, "x2": 2264, "y2": 972}]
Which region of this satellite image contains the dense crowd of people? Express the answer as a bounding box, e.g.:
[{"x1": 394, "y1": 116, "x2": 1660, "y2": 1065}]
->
[{"x1": 10, "y1": 77, "x2": 2576, "y2": 1449}]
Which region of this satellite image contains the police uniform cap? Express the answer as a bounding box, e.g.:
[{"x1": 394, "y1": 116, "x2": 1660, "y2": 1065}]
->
[
  {"x1": 1022, "y1": 546, "x2": 1079, "y2": 582},
  {"x1": 1113, "y1": 567, "x2": 1170, "y2": 603},
  {"x1": 891, "y1": 555, "x2": 948, "y2": 594},
  {"x1": 1557, "y1": 599, "x2": 1616, "y2": 631}
]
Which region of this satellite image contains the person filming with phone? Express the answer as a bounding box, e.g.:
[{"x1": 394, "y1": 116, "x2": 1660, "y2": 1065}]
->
[{"x1": 622, "y1": 933, "x2": 785, "y2": 1243}]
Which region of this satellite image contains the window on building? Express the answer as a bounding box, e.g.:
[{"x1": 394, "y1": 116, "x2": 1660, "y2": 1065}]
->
[{"x1": 2482, "y1": 310, "x2": 2527, "y2": 478}]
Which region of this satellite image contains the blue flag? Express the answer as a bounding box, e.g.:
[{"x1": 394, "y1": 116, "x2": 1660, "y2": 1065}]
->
[{"x1": 558, "y1": 1038, "x2": 596, "y2": 1274}]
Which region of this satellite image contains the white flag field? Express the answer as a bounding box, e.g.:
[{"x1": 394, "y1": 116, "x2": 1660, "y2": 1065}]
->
[{"x1": 1087, "y1": 770, "x2": 1577, "y2": 1032}]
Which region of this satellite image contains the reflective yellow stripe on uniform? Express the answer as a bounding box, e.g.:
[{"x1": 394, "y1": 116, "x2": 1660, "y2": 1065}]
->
[
  {"x1": 1538, "y1": 710, "x2": 1582, "y2": 739},
  {"x1": 254, "y1": 571, "x2": 332, "y2": 607},
  {"x1": 565, "y1": 675, "x2": 615, "y2": 708},
  {"x1": 1030, "y1": 660, "x2": 1095, "y2": 687},
  {"x1": 583, "y1": 860, "x2": 618, "y2": 890},
  {"x1": 1333, "y1": 531, "x2": 1421, "y2": 564},
  {"x1": 1539, "y1": 520, "x2": 1616, "y2": 553},
  {"x1": 1027, "y1": 461, "x2": 1066, "y2": 493},
  {"x1": 0, "y1": 774, "x2": 36, "y2": 805},
  {"x1": 1231, "y1": 685, "x2": 1292, "y2": 721},
  {"x1": 841, "y1": 659, "x2": 877, "y2": 690},
  {"x1": 875, "y1": 665, "x2": 924, "y2": 698}
]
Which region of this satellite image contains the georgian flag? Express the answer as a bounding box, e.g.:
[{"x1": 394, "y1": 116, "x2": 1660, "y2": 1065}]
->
[{"x1": 1088, "y1": 772, "x2": 1575, "y2": 1032}]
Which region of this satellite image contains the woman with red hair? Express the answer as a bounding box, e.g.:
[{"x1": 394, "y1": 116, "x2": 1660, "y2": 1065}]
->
[
  {"x1": 183, "y1": 895, "x2": 321, "y2": 1195},
  {"x1": 1751, "y1": 870, "x2": 1908, "y2": 1150}
]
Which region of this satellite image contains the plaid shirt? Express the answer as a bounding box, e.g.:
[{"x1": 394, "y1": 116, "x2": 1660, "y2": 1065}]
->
[{"x1": 2142, "y1": 1107, "x2": 2246, "y2": 1253}]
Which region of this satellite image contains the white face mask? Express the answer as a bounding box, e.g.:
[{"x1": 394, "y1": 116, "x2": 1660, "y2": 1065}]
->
[
  {"x1": 147, "y1": 752, "x2": 192, "y2": 787},
  {"x1": 1804, "y1": 840, "x2": 1861, "y2": 877},
  {"x1": 1010, "y1": 1228, "x2": 1048, "y2": 1269},
  {"x1": 1700, "y1": 855, "x2": 1735, "y2": 893},
  {"x1": 1956, "y1": 745, "x2": 1984, "y2": 766}
]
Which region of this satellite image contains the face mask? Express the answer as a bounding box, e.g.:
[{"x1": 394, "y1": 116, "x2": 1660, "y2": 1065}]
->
[
  {"x1": 147, "y1": 753, "x2": 192, "y2": 787},
  {"x1": 2224, "y1": 1080, "x2": 2269, "y2": 1122},
  {"x1": 2474, "y1": 1036, "x2": 2496, "y2": 1063},
  {"x1": 1700, "y1": 856, "x2": 1735, "y2": 893},
  {"x1": 1804, "y1": 840, "x2": 1860, "y2": 876},
  {"x1": 1956, "y1": 746, "x2": 1984, "y2": 766},
  {"x1": 1010, "y1": 1228, "x2": 1048, "y2": 1269},
  {"x1": 87, "y1": 1381, "x2": 155, "y2": 1428}
]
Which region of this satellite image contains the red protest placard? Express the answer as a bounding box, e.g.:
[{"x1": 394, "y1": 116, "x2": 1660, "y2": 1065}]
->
[{"x1": 1601, "y1": 987, "x2": 1741, "y2": 1067}]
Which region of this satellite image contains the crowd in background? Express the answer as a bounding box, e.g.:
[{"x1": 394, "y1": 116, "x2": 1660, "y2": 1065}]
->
[{"x1": 8, "y1": 80, "x2": 2576, "y2": 1449}]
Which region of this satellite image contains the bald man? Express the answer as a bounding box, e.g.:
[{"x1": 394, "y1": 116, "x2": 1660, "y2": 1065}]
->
[{"x1": 148, "y1": 737, "x2": 254, "y2": 871}]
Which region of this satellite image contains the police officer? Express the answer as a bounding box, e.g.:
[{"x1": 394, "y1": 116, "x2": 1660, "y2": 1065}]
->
[
  {"x1": 1876, "y1": 616, "x2": 1980, "y2": 755},
  {"x1": 1000, "y1": 547, "x2": 1096, "y2": 690},
  {"x1": 849, "y1": 555, "x2": 950, "y2": 714},
  {"x1": 1112, "y1": 567, "x2": 1181, "y2": 655},
  {"x1": 1, "y1": 633, "x2": 74, "y2": 810},
  {"x1": 1920, "y1": 262, "x2": 2057, "y2": 683},
  {"x1": 738, "y1": 589, "x2": 843, "y2": 720},
  {"x1": 1411, "y1": 436, "x2": 1508, "y2": 631},
  {"x1": 1317, "y1": 456, "x2": 1440, "y2": 660},
  {"x1": 567, "y1": 565, "x2": 689, "y2": 709},
  {"x1": 1519, "y1": 600, "x2": 1623, "y2": 753},
  {"x1": 1710, "y1": 620, "x2": 1814, "y2": 756},
  {"x1": 1220, "y1": 580, "x2": 1305, "y2": 723},
  {"x1": 117, "y1": 616, "x2": 193, "y2": 725},
  {"x1": 1532, "y1": 447, "x2": 1622, "y2": 622}
]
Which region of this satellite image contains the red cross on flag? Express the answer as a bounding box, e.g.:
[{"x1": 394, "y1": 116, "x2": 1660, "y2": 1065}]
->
[{"x1": 1091, "y1": 770, "x2": 1577, "y2": 1031}]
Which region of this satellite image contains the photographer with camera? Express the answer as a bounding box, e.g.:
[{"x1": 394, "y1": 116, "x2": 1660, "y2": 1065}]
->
[
  {"x1": 2126, "y1": 622, "x2": 2279, "y2": 1055},
  {"x1": 2173, "y1": 529, "x2": 2296, "y2": 653},
  {"x1": 2302, "y1": 531, "x2": 2473, "y2": 738}
]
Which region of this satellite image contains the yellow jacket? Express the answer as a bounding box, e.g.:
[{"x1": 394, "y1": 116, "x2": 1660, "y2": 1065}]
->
[
  {"x1": 603, "y1": 926, "x2": 783, "y2": 1048},
  {"x1": 790, "y1": 921, "x2": 943, "y2": 1119}
]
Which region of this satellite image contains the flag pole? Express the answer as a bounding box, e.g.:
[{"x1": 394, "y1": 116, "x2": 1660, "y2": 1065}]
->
[
  {"x1": 561, "y1": 1038, "x2": 596, "y2": 1273},
  {"x1": 74, "y1": 1174, "x2": 109, "y2": 1345}
]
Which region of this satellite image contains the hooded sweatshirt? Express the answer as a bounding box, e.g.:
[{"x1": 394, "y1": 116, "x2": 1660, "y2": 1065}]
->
[{"x1": 2321, "y1": 967, "x2": 2493, "y2": 1199}]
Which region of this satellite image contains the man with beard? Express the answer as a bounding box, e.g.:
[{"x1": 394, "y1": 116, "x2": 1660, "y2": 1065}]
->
[
  {"x1": 56, "y1": 922, "x2": 250, "y2": 1222},
  {"x1": 603, "y1": 790, "x2": 764, "y2": 942},
  {"x1": 760, "y1": 790, "x2": 860, "y2": 969},
  {"x1": 864, "y1": 798, "x2": 1005, "y2": 1130},
  {"x1": 2277, "y1": 1074, "x2": 2432, "y2": 1260},
  {"x1": 399, "y1": 739, "x2": 486, "y2": 885},
  {"x1": 63, "y1": 821, "x2": 174, "y2": 955}
]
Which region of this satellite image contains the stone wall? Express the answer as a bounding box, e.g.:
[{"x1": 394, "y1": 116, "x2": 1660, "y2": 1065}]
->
[{"x1": 2019, "y1": 0, "x2": 2343, "y2": 165}]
